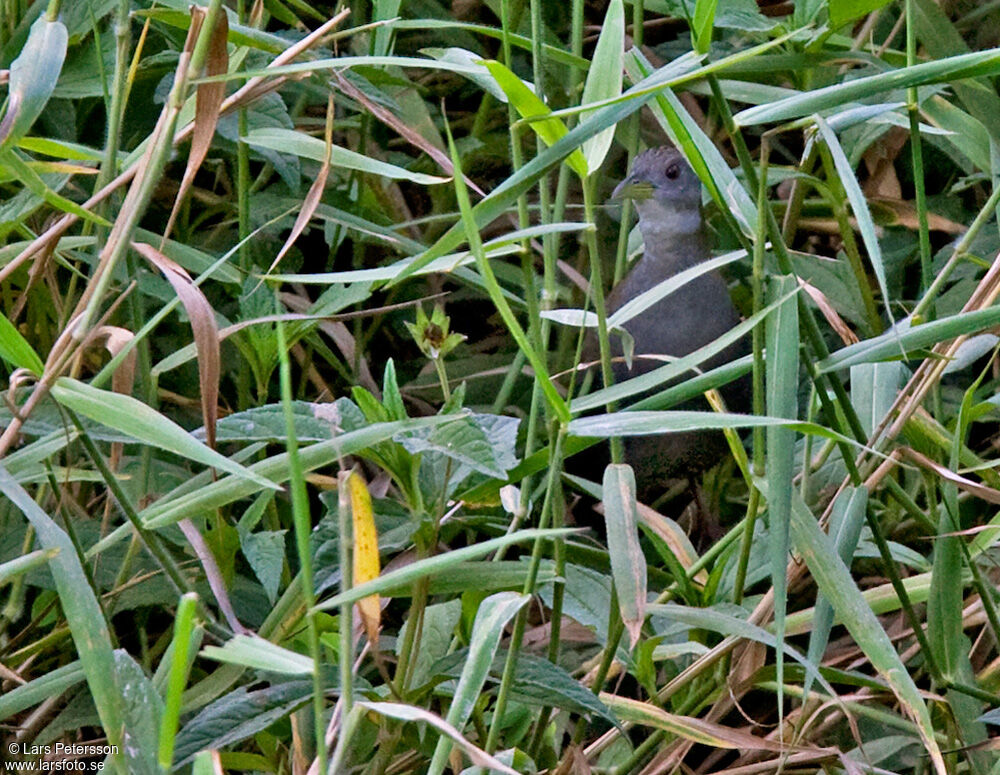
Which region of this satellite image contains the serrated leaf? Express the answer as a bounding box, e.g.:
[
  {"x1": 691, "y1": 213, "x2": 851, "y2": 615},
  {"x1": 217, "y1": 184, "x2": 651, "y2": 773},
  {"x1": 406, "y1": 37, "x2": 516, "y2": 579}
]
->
[
  {"x1": 173, "y1": 681, "x2": 314, "y2": 766},
  {"x1": 239, "y1": 528, "x2": 286, "y2": 604},
  {"x1": 399, "y1": 414, "x2": 511, "y2": 478}
]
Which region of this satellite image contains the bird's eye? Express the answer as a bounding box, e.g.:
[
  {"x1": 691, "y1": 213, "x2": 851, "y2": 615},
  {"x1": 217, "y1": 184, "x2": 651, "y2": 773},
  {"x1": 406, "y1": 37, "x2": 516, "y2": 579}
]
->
[{"x1": 665, "y1": 163, "x2": 680, "y2": 180}]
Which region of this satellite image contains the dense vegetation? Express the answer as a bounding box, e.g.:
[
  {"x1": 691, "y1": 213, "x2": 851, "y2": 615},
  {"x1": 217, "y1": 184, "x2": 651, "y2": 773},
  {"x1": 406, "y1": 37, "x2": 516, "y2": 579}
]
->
[{"x1": 2, "y1": 0, "x2": 1000, "y2": 773}]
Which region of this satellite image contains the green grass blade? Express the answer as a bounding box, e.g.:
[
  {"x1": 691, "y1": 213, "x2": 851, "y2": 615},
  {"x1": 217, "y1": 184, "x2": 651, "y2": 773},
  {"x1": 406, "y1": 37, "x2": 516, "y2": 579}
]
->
[
  {"x1": 735, "y1": 47, "x2": 1000, "y2": 126},
  {"x1": 0, "y1": 465, "x2": 126, "y2": 773},
  {"x1": 782, "y1": 484, "x2": 947, "y2": 774},
  {"x1": 50, "y1": 377, "x2": 280, "y2": 491},
  {"x1": 815, "y1": 116, "x2": 893, "y2": 324},
  {"x1": 580, "y1": 0, "x2": 624, "y2": 174},
  {"x1": 0, "y1": 308, "x2": 44, "y2": 373},
  {"x1": 314, "y1": 529, "x2": 574, "y2": 612},
  {"x1": 764, "y1": 275, "x2": 799, "y2": 715},
  {"x1": 427, "y1": 592, "x2": 529, "y2": 775},
  {"x1": 602, "y1": 464, "x2": 646, "y2": 648}
]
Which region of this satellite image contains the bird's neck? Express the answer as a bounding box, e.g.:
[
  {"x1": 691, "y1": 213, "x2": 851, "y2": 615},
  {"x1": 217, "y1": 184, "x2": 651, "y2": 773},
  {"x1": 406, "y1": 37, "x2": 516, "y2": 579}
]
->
[{"x1": 635, "y1": 204, "x2": 707, "y2": 276}]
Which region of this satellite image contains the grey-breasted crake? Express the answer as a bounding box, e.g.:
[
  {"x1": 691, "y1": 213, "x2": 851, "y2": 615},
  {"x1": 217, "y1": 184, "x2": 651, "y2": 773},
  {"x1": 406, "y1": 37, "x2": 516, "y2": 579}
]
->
[{"x1": 581, "y1": 146, "x2": 749, "y2": 500}]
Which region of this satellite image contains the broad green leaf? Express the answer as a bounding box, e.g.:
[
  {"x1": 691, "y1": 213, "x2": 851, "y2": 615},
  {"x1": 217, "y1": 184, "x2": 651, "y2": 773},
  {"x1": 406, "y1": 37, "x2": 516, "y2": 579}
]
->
[
  {"x1": 399, "y1": 414, "x2": 519, "y2": 479},
  {"x1": 173, "y1": 681, "x2": 315, "y2": 766},
  {"x1": 602, "y1": 464, "x2": 646, "y2": 648},
  {"x1": 239, "y1": 528, "x2": 286, "y2": 604},
  {"x1": 581, "y1": 0, "x2": 624, "y2": 173},
  {"x1": 243, "y1": 127, "x2": 449, "y2": 184},
  {"x1": 0, "y1": 466, "x2": 126, "y2": 772},
  {"x1": 427, "y1": 592, "x2": 529, "y2": 775},
  {"x1": 483, "y1": 60, "x2": 588, "y2": 179},
  {"x1": 430, "y1": 647, "x2": 617, "y2": 724},
  {"x1": 50, "y1": 378, "x2": 280, "y2": 491},
  {"x1": 0, "y1": 309, "x2": 44, "y2": 373},
  {"x1": 397, "y1": 600, "x2": 461, "y2": 690}
]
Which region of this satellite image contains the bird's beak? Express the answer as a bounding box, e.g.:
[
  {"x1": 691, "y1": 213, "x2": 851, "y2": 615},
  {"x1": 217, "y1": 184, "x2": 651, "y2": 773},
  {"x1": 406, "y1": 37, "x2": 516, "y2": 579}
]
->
[{"x1": 611, "y1": 176, "x2": 654, "y2": 202}]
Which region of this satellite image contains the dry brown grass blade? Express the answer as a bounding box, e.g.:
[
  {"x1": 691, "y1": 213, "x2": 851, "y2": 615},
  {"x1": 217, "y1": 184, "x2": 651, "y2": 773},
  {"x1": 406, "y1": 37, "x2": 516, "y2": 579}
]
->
[
  {"x1": 133, "y1": 242, "x2": 220, "y2": 450},
  {"x1": 163, "y1": 9, "x2": 229, "y2": 244},
  {"x1": 799, "y1": 278, "x2": 858, "y2": 345},
  {"x1": 902, "y1": 447, "x2": 1000, "y2": 505},
  {"x1": 263, "y1": 94, "x2": 334, "y2": 279},
  {"x1": 872, "y1": 249, "x2": 1000, "y2": 454},
  {"x1": 601, "y1": 694, "x2": 825, "y2": 753},
  {"x1": 180, "y1": 515, "x2": 249, "y2": 635},
  {"x1": 94, "y1": 325, "x2": 137, "y2": 471},
  {"x1": 330, "y1": 69, "x2": 477, "y2": 195}
]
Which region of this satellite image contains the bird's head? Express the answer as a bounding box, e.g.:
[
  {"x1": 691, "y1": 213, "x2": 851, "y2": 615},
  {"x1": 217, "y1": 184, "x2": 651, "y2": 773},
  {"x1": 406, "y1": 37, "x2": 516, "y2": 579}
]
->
[{"x1": 611, "y1": 147, "x2": 703, "y2": 237}]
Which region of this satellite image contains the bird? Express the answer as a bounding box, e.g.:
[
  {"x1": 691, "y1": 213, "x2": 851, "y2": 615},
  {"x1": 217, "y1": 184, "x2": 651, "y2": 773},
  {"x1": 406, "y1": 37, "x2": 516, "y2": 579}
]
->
[{"x1": 579, "y1": 146, "x2": 750, "y2": 503}]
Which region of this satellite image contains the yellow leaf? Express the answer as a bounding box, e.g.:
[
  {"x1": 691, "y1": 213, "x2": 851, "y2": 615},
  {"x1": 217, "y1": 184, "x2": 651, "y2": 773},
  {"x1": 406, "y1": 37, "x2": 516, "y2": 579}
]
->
[{"x1": 349, "y1": 470, "x2": 380, "y2": 645}]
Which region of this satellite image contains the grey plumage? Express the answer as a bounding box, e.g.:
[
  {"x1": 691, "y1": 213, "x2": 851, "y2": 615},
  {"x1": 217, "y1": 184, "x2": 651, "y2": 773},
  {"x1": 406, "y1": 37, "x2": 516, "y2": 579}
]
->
[{"x1": 582, "y1": 147, "x2": 749, "y2": 499}]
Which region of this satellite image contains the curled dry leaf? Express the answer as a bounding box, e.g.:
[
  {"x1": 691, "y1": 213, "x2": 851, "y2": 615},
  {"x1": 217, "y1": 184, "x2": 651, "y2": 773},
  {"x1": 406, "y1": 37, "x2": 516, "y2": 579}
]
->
[
  {"x1": 263, "y1": 95, "x2": 333, "y2": 279},
  {"x1": 132, "y1": 242, "x2": 220, "y2": 449},
  {"x1": 163, "y1": 8, "x2": 229, "y2": 242},
  {"x1": 94, "y1": 325, "x2": 136, "y2": 470},
  {"x1": 798, "y1": 278, "x2": 858, "y2": 345}
]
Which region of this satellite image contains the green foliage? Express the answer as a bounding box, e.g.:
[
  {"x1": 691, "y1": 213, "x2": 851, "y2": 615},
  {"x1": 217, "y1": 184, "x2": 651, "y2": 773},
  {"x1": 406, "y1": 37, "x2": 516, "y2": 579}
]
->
[{"x1": 4, "y1": 1, "x2": 1000, "y2": 773}]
